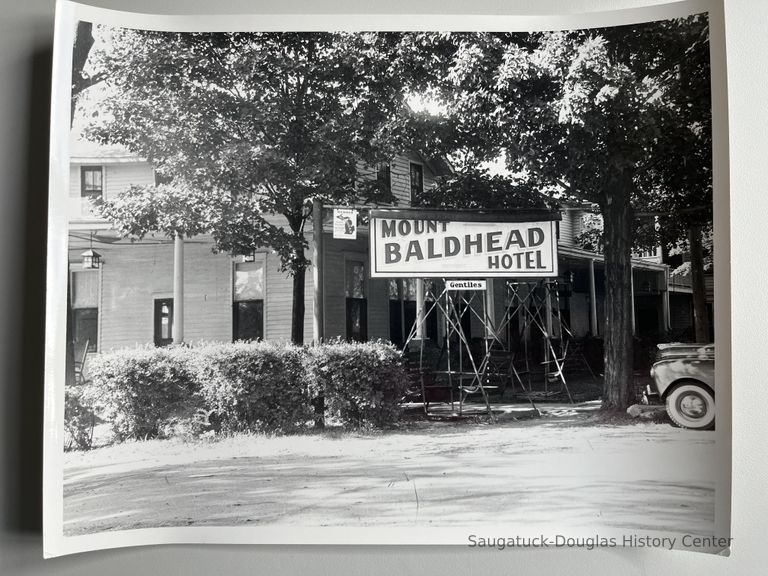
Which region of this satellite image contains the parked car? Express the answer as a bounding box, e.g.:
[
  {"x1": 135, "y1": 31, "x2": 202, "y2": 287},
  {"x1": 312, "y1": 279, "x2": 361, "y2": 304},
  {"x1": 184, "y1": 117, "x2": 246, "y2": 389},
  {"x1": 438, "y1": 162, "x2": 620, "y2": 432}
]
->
[{"x1": 645, "y1": 343, "x2": 715, "y2": 430}]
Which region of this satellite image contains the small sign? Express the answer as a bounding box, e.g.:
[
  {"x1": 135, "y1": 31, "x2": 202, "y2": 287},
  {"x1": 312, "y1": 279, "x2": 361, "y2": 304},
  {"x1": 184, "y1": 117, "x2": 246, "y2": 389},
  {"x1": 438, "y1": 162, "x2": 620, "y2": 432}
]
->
[
  {"x1": 446, "y1": 279, "x2": 487, "y2": 291},
  {"x1": 333, "y1": 209, "x2": 358, "y2": 239}
]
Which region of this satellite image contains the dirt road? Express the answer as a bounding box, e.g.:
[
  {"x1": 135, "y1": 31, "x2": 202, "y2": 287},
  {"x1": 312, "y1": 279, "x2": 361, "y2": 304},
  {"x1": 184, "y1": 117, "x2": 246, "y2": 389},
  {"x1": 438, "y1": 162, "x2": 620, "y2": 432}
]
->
[{"x1": 63, "y1": 408, "x2": 717, "y2": 537}]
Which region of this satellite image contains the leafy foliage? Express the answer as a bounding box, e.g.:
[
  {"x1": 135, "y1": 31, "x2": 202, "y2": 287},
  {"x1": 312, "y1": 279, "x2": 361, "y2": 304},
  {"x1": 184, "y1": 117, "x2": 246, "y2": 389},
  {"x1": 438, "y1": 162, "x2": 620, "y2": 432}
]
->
[
  {"x1": 575, "y1": 212, "x2": 605, "y2": 253},
  {"x1": 87, "y1": 345, "x2": 201, "y2": 441},
  {"x1": 64, "y1": 384, "x2": 97, "y2": 451},
  {"x1": 86, "y1": 30, "x2": 431, "y2": 342},
  {"x1": 81, "y1": 341, "x2": 409, "y2": 445},
  {"x1": 307, "y1": 339, "x2": 408, "y2": 428},
  {"x1": 405, "y1": 21, "x2": 712, "y2": 409},
  {"x1": 194, "y1": 341, "x2": 316, "y2": 434},
  {"x1": 87, "y1": 31, "x2": 417, "y2": 261},
  {"x1": 414, "y1": 165, "x2": 555, "y2": 211}
]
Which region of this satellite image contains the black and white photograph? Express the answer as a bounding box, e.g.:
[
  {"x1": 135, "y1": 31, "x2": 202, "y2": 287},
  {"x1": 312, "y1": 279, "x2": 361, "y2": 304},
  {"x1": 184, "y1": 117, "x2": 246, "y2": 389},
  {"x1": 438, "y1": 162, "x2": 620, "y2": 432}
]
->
[{"x1": 43, "y1": 0, "x2": 730, "y2": 557}]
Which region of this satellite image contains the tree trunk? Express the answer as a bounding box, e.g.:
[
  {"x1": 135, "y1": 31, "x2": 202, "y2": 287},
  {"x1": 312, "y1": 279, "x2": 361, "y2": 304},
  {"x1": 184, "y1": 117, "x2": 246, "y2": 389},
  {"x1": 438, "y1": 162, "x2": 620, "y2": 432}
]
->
[
  {"x1": 688, "y1": 224, "x2": 711, "y2": 342},
  {"x1": 291, "y1": 265, "x2": 306, "y2": 344},
  {"x1": 601, "y1": 175, "x2": 636, "y2": 411}
]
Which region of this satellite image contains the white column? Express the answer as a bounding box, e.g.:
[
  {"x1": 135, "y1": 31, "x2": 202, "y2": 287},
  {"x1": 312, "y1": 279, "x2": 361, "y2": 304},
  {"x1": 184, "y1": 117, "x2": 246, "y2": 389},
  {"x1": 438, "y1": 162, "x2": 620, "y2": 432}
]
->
[
  {"x1": 173, "y1": 234, "x2": 184, "y2": 344},
  {"x1": 415, "y1": 278, "x2": 425, "y2": 339},
  {"x1": 485, "y1": 278, "x2": 495, "y2": 339},
  {"x1": 312, "y1": 199, "x2": 324, "y2": 344},
  {"x1": 588, "y1": 259, "x2": 598, "y2": 336},
  {"x1": 545, "y1": 281, "x2": 553, "y2": 338},
  {"x1": 630, "y1": 265, "x2": 636, "y2": 336}
]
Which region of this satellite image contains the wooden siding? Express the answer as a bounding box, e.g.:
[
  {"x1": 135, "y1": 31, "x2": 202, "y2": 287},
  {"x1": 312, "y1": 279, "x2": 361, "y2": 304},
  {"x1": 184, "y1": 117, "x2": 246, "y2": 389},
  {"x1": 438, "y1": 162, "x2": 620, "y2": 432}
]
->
[
  {"x1": 558, "y1": 210, "x2": 583, "y2": 247},
  {"x1": 263, "y1": 249, "x2": 314, "y2": 343},
  {"x1": 68, "y1": 238, "x2": 232, "y2": 351},
  {"x1": 321, "y1": 235, "x2": 389, "y2": 341},
  {"x1": 66, "y1": 151, "x2": 445, "y2": 348},
  {"x1": 69, "y1": 162, "x2": 155, "y2": 220},
  {"x1": 355, "y1": 152, "x2": 437, "y2": 207},
  {"x1": 182, "y1": 241, "x2": 233, "y2": 343}
]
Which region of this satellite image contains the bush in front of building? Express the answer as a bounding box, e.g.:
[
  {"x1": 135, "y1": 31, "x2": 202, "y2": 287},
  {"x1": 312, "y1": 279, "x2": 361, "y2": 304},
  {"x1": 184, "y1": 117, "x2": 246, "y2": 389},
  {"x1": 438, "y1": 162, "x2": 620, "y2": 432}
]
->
[
  {"x1": 307, "y1": 339, "x2": 409, "y2": 428},
  {"x1": 84, "y1": 340, "x2": 409, "y2": 443},
  {"x1": 87, "y1": 345, "x2": 201, "y2": 441},
  {"x1": 64, "y1": 383, "x2": 97, "y2": 451},
  {"x1": 194, "y1": 341, "x2": 317, "y2": 434}
]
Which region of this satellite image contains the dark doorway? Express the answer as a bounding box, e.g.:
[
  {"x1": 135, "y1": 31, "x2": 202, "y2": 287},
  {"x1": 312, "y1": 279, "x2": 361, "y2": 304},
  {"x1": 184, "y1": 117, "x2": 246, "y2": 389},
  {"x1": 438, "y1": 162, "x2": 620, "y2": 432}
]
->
[
  {"x1": 153, "y1": 298, "x2": 174, "y2": 347},
  {"x1": 233, "y1": 300, "x2": 264, "y2": 341},
  {"x1": 73, "y1": 307, "x2": 98, "y2": 356}
]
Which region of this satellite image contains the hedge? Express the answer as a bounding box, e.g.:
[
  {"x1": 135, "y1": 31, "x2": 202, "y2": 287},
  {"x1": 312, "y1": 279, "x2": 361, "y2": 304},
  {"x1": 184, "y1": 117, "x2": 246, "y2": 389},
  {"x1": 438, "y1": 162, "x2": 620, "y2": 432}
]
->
[
  {"x1": 87, "y1": 345, "x2": 200, "y2": 441},
  {"x1": 81, "y1": 340, "x2": 409, "y2": 445},
  {"x1": 64, "y1": 384, "x2": 97, "y2": 451},
  {"x1": 194, "y1": 341, "x2": 316, "y2": 434},
  {"x1": 308, "y1": 339, "x2": 408, "y2": 428}
]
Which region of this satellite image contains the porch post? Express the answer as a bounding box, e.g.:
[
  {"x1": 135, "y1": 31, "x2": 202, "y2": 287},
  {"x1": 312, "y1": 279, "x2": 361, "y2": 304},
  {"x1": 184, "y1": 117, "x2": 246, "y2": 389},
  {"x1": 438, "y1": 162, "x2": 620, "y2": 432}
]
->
[
  {"x1": 173, "y1": 234, "x2": 184, "y2": 344},
  {"x1": 588, "y1": 259, "x2": 598, "y2": 336},
  {"x1": 662, "y1": 268, "x2": 671, "y2": 332},
  {"x1": 312, "y1": 199, "x2": 324, "y2": 343},
  {"x1": 630, "y1": 265, "x2": 636, "y2": 336},
  {"x1": 415, "y1": 278, "x2": 425, "y2": 340},
  {"x1": 485, "y1": 278, "x2": 495, "y2": 339}
]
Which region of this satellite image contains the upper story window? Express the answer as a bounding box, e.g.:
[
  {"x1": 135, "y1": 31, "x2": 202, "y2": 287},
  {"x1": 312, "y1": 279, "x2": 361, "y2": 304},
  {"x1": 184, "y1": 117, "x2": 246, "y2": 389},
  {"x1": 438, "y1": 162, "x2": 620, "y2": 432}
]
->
[
  {"x1": 376, "y1": 163, "x2": 391, "y2": 194},
  {"x1": 409, "y1": 162, "x2": 423, "y2": 199},
  {"x1": 80, "y1": 166, "x2": 103, "y2": 200}
]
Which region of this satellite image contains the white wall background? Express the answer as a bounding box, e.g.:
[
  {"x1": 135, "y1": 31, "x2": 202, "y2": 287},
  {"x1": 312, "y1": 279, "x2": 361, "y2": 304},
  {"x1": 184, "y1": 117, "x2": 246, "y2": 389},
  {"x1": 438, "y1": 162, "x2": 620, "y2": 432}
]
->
[{"x1": 1, "y1": 0, "x2": 765, "y2": 573}]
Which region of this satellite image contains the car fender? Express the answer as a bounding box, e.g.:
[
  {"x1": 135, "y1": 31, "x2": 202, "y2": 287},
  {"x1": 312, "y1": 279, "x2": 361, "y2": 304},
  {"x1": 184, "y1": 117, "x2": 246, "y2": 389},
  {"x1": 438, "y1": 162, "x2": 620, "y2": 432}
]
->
[{"x1": 650, "y1": 359, "x2": 715, "y2": 398}]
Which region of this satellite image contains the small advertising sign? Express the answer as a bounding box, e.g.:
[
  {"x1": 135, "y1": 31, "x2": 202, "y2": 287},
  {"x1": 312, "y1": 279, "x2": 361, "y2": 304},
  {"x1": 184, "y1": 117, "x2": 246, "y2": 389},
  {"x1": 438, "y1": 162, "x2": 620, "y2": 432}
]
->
[
  {"x1": 446, "y1": 279, "x2": 487, "y2": 291},
  {"x1": 333, "y1": 208, "x2": 358, "y2": 239}
]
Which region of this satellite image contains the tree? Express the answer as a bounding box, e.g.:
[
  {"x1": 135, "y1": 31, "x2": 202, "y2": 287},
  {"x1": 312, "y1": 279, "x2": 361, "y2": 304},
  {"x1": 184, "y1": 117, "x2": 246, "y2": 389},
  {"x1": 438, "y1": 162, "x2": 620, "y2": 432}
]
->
[
  {"x1": 71, "y1": 21, "x2": 105, "y2": 127},
  {"x1": 87, "y1": 30, "x2": 414, "y2": 343},
  {"x1": 417, "y1": 18, "x2": 711, "y2": 410}
]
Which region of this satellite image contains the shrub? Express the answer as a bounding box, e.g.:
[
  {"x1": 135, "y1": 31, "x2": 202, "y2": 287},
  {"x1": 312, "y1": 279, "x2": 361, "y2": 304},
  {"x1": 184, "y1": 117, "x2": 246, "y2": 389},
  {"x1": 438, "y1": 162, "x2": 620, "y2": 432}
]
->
[
  {"x1": 64, "y1": 384, "x2": 96, "y2": 451},
  {"x1": 308, "y1": 339, "x2": 408, "y2": 428},
  {"x1": 88, "y1": 345, "x2": 201, "y2": 441},
  {"x1": 86, "y1": 339, "x2": 409, "y2": 443},
  {"x1": 194, "y1": 341, "x2": 316, "y2": 434}
]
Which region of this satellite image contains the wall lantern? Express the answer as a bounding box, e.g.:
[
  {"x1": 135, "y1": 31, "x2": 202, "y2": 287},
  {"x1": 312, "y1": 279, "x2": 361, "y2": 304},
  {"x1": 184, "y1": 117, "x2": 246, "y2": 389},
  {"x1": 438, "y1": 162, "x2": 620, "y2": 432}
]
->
[
  {"x1": 81, "y1": 248, "x2": 102, "y2": 269},
  {"x1": 81, "y1": 232, "x2": 102, "y2": 269},
  {"x1": 243, "y1": 251, "x2": 256, "y2": 263}
]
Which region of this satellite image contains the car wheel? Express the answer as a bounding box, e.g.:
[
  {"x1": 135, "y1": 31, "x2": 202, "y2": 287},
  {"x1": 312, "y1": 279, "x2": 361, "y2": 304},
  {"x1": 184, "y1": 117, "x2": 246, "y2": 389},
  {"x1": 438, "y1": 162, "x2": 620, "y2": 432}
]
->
[{"x1": 665, "y1": 381, "x2": 715, "y2": 430}]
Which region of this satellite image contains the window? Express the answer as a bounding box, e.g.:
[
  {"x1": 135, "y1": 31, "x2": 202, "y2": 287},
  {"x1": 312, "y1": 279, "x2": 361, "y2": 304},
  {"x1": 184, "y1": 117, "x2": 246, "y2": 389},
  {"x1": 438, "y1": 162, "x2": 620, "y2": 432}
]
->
[
  {"x1": 233, "y1": 301, "x2": 264, "y2": 342},
  {"x1": 71, "y1": 270, "x2": 99, "y2": 354},
  {"x1": 233, "y1": 260, "x2": 265, "y2": 341},
  {"x1": 80, "y1": 166, "x2": 103, "y2": 200},
  {"x1": 73, "y1": 308, "x2": 98, "y2": 354},
  {"x1": 376, "y1": 163, "x2": 391, "y2": 194},
  {"x1": 154, "y1": 298, "x2": 174, "y2": 347},
  {"x1": 388, "y1": 278, "x2": 437, "y2": 347},
  {"x1": 409, "y1": 162, "x2": 424, "y2": 199},
  {"x1": 345, "y1": 260, "x2": 367, "y2": 341}
]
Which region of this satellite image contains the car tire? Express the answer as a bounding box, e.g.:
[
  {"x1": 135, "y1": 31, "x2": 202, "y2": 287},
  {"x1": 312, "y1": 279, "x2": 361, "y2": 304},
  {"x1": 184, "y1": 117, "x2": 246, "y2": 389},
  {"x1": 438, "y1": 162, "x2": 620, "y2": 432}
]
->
[{"x1": 665, "y1": 381, "x2": 715, "y2": 430}]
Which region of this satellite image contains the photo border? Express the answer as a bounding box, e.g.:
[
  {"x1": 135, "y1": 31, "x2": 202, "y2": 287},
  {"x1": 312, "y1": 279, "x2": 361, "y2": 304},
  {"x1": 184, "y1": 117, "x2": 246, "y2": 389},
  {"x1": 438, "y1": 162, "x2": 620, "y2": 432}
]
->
[{"x1": 44, "y1": 0, "x2": 731, "y2": 558}]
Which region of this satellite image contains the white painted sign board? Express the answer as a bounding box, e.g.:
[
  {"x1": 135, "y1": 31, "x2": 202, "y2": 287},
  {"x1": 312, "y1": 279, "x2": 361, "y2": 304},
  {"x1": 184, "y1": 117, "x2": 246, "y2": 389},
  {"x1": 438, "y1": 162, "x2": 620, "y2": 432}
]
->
[
  {"x1": 446, "y1": 280, "x2": 487, "y2": 290},
  {"x1": 370, "y1": 212, "x2": 558, "y2": 278}
]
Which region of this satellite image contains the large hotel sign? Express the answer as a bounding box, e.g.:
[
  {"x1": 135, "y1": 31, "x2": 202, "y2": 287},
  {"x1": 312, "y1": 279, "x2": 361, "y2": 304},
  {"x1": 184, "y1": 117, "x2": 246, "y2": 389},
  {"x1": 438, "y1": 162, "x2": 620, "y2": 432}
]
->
[{"x1": 369, "y1": 209, "x2": 560, "y2": 278}]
